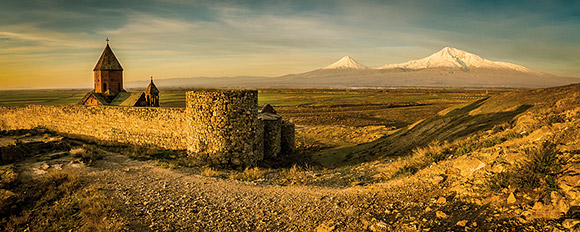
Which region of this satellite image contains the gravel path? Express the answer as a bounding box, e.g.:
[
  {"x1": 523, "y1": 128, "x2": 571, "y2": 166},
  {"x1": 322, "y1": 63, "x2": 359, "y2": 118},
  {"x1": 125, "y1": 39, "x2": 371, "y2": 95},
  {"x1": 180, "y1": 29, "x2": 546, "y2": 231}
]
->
[{"x1": 84, "y1": 153, "x2": 446, "y2": 231}]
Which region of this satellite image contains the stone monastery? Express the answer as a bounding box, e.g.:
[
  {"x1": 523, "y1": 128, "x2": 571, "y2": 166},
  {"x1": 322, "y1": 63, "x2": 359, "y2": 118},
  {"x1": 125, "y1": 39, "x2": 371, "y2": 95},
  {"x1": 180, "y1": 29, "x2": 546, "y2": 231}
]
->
[
  {"x1": 79, "y1": 41, "x2": 159, "y2": 107},
  {"x1": 0, "y1": 40, "x2": 296, "y2": 167}
]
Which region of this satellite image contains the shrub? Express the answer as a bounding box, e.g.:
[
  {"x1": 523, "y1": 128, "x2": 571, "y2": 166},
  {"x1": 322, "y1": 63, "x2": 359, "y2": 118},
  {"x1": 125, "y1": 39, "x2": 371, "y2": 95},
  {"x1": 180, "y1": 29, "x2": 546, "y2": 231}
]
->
[
  {"x1": 275, "y1": 164, "x2": 312, "y2": 185},
  {"x1": 455, "y1": 146, "x2": 472, "y2": 156},
  {"x1": 70, "y1": 146, "x2": 103, "y2": 165},
  {"x1": 0, "y1": 165, "x2": 18, "y2": 188},
  {"x1": 413, "y1": 141, "x2": 448, "y2": 164},
  {"x1": 200, "y1": 167, "x2": 223, "y2": 178},
  {"x1": 230, "y1": 167, "x2": 266, "y2": 181},
  {"x1": 391, "y1": 165, "x2": 419, "y2": 179},
  {"x1": 486, "y1": 140, "x2": 562, "y2": 202}
]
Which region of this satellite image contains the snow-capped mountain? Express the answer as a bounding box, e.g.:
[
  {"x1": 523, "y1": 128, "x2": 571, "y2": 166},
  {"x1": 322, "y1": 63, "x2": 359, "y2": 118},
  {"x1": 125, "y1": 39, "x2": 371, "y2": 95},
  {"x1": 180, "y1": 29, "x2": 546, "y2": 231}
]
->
[
  {"x1": 377, "y1": 47, "x2": 536, "y2": 73},
  {"x1": 142, "y1": 47, "x2": 578, "y2": 89},
  {"x1": 322, "y1": 56, "x2": 368, "y2": 70}
]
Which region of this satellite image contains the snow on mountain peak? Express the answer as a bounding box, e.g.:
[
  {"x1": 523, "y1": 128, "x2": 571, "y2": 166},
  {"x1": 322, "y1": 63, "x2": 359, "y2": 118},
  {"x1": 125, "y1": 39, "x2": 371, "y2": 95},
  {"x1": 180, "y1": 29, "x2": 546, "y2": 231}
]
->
[
  {"x1": 378, "y1": 47, "x2": 536, "y2": 73},
  {"x1": 322, "y1": 56, "x2": 368, "y2": 70}
]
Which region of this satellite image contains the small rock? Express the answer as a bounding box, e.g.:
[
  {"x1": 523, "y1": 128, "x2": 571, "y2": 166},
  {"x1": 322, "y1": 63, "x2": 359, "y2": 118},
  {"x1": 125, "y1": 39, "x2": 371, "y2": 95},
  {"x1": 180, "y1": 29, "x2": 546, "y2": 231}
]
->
[
  {"x1": 532, "y1": 201, "x2": 544, "y2": 210},
  {"x1": 562, "y1": 219, "x2": 580, "y2": 229},
  {"x1": 472, "y1": 222, "x2": 477, "y2": 227},
  {"x1": 551, "y1": 191, "x2": 570, "y2": 214},
  {"x1": 431, "y1": 175, "x2": 445, "y2": 185},
  {"x1": 40, "y1": 163, "x2": 50, "y2": 170},
  {"x1": 456, "y1": 220, "x2": 468, "y2": 227},
  {"x1": 435, "y1": 211, "x2": 448, "y2": 219},
  {"x1": 507, "y1": 193, "x2": 517, "y2": 204},
  {"x1": 33, "y1": 168, "x2": 47, "y2": 175},
  {"x1": 436, "y1": 197, "x2": 447, "y2": 204},
  {"x1": 316, "y1": 223, "x2": 335, "y2": 232},
  {"x1": 369, "y1": 221, "x2": 388, "y2": 232}
]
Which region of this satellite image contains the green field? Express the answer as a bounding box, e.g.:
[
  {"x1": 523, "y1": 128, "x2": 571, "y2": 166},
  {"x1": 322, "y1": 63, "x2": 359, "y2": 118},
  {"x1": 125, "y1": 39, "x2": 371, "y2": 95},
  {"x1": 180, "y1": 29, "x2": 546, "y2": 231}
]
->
[
  {"x1": 0, "y1": 89, "x2": 89, "y2": 107},
  {"x1": 0, "y1": 88, "x2": 492, "y2": 108}
]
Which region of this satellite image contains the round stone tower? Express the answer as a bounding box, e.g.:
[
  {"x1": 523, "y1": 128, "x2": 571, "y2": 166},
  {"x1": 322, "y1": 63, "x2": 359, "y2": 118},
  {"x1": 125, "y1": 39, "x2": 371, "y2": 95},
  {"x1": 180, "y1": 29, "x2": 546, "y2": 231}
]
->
[{"x1": 186, "y1": 89, "x2": 262, "y2": 167}]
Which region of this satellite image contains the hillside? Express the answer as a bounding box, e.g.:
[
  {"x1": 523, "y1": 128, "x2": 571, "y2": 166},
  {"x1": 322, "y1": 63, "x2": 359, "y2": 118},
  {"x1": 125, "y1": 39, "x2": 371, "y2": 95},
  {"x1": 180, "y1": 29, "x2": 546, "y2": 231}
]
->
[
  {"x1": 1, "y1": 85, "x2": 580, "y2": 231},
  {"x1": 313, "y1": 83, "x2": 580, "y2": 227}
]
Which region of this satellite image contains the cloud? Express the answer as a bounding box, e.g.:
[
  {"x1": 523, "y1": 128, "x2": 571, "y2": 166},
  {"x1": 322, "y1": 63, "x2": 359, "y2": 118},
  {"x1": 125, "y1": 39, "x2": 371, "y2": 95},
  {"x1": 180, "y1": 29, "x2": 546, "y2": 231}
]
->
[{"x1": 0, "y1": 0, "x2": 579, "y2": 89}]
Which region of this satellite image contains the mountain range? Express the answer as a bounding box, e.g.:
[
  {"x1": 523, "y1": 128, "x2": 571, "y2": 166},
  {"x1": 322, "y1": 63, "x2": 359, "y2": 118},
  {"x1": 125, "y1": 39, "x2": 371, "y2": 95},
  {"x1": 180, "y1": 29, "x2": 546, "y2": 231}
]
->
[{"x1": 126, "y1": 47, "x2": 579, "y2": 89}]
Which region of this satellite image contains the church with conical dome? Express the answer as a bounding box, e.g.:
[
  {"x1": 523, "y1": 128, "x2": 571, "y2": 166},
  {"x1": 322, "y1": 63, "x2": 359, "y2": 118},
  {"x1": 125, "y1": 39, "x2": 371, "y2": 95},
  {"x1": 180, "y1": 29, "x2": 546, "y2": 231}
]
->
[{"x1": 79, "y1": 40, "x2": 159, "y2": 107}]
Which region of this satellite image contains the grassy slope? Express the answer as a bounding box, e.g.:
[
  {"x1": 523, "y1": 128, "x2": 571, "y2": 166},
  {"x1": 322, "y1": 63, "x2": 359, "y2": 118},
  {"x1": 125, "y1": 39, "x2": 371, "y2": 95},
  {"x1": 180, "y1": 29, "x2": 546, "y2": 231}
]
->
[{"x1": 316, "y1": 83, "x2": 580, "y2": 167}]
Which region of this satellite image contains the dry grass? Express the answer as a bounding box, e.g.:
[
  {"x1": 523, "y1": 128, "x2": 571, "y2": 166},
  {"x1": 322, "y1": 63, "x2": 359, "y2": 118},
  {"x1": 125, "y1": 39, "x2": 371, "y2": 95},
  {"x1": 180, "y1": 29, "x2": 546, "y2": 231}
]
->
[
  {"x1": 274, "y1": 164, "x2": 314, "y2": 185},
  {"x1": 0, "y1": 165, "x2": 17, "y2": 189},
  {"x1": 391, "y1": 141, "x2": 449, "y2": 179},
  {"x1": 1, "y1": 169, "x2": 128, "y2": 231},
  {"x1": 70, "y1": 146, "x2": 104, "y2": 165},
  {"x1": 200, "y1": 166, "x2": 223, "y2": 178},
  {"x1": 486, "y1": 140, "x2": 562, "y2": 202},
  {"x1": 230, "y1": 167, "x2": 267, "y2": 181}
]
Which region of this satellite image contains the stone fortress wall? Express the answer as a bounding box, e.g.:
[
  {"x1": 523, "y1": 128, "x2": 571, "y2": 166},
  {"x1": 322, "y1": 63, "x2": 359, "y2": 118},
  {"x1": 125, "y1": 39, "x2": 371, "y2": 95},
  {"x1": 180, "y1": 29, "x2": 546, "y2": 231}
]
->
[{"x1": 0, "y1": 90, "x2": 294, "y2": 166}]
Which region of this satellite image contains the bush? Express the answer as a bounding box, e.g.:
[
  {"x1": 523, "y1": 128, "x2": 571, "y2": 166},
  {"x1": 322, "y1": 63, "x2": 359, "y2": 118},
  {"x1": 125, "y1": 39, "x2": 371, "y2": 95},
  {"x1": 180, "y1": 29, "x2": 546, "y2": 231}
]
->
[
  {"x1": 0, "y1": 165, "x2": 18, "y2": 188},
  {"x1": 230, "y1": 167, "x2": 266, "y2": 182},
  {"x1": 70, "y1": 146, "x2": 103, "y2": 165},
  {"x1": 274, "y1": 164, "x2": 312, "y2": 185},
  {"x1": 200, "y1": 167, "x2": 223, "y2": 178},
  {"x1": 413, "y1": 141, "x2": 448, "y2": 164},
  {"x1": 486, "y1": 141, "x2": 562, "y2": 202},
  {"x1": 391, "y1": 165, "x2": 419, "y2": 179}
]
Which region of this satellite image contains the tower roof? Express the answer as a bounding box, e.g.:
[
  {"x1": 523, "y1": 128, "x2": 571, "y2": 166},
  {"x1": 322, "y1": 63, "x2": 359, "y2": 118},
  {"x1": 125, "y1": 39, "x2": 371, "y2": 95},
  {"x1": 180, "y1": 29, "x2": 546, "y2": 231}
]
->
[
  {"x1": 93, "y1": 44, "x2": 123, "y2": 71},
  {"x1": 144, "y1": 77, "x2": 159, "y2": 94}
]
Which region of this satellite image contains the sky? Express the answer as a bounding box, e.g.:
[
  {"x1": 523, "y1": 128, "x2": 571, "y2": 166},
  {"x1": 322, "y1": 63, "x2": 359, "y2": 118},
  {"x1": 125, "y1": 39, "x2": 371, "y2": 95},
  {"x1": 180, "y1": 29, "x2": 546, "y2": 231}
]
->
[{"x1": 1, "y1": 0, "x2": 579, "y2": 89}]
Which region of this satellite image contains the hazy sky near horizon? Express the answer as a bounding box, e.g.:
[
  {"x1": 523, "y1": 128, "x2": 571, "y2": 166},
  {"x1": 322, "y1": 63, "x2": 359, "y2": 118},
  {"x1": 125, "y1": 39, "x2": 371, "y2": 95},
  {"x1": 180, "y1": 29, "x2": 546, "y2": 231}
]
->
[{"x1": 1, "y1": 0, "x2": 579, "y2": 89}]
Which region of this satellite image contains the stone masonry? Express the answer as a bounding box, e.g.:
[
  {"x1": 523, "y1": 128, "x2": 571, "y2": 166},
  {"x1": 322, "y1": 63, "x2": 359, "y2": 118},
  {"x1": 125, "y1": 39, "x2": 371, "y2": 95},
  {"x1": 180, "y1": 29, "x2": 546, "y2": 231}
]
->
[
  {"x1": 186, "y1": 89, "x2": 263, "y2": 166},
  {"x1": 0, "y1": 89, "x2": 294, "y2": 167}
]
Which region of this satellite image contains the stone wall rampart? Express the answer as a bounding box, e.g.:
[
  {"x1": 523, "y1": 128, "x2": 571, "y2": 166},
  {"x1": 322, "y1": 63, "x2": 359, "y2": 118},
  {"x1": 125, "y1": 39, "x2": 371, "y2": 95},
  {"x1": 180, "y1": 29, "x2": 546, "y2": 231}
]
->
[
  {"x1": 0, "y1": 89, "x2": 295, "y2": 167},
  {"x1": 0, "y1": 105, "x2": 188, "y2": 150}
]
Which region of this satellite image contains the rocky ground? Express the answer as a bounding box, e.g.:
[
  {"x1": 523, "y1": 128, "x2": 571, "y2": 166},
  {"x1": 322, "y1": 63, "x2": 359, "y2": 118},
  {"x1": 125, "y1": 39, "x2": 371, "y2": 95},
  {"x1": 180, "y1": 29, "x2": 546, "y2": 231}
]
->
[
  {"x1": 3, "y1": 132, "x2": 575, "y2": 231},
  {"x1": 4, "y1": 85, "x2": 580, "y2": 231}
]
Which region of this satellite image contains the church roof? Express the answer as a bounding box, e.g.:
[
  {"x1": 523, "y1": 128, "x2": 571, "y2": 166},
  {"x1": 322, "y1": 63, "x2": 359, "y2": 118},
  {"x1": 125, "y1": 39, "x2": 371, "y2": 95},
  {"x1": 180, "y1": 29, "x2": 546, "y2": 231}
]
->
[
  {"x1": 79, "y1": 91, "x2": 108, "y2": 105},
  {"x1": 144, "y1": 79, "x2": 159, "y2": 94},
  {"x1": 93, "y1": 44, "x2": 123, "y2": 71},
  {"x1": 111, "y1": 92, "x2": 145, "y2": 106}
]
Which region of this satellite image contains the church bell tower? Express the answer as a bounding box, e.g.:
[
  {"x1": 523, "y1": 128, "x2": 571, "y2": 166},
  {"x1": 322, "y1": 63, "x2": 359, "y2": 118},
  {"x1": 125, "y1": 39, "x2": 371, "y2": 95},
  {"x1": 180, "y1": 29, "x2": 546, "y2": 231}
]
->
[{"x1": 93, "y1": 39, "x2": 124, "y2": 96}]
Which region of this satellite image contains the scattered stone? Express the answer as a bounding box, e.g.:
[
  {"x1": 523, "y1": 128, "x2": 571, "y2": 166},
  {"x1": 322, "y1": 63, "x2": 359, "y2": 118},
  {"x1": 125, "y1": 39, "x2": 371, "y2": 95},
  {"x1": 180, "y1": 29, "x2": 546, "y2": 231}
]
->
[
  {"x1": 33, "y1": 168, "x2": 47, "y2": 175},
  {"x1": 435, "y1": 211, "x2": 448, "y2": 219},
  {"x1": 436, "y1": 197, "x2": 447, "y2": 204},
  {"x1": 507, "y1": 193, "x2": 517, "y2": 204},
  {"x1": 453, "y1": 157, "x2": 485, "y2": 177},
  {"x1": 472, "y1": 222, "x2": 477, "y2": 227},
  {"x1": 456, "y1": 220, "x2": 468, "y2": 227},
  {"x1": 562, "y1": 219, "x2": 580, "y2": 229},
  {"x1": 431, "y1": 175, "x2": 445, "y2": 185},
  {"x1": 40, "y1": 163, "x2": 50, "y2": 170},
  {"x1": 316, "y1": 223, "x2": 335, "y2": 232},
  {"x1": 551, "y1": 191, "x2": 570, "y2": 214},
  {"x1": 369, "y1": 221, "x2": 388, "y2": 232}
]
